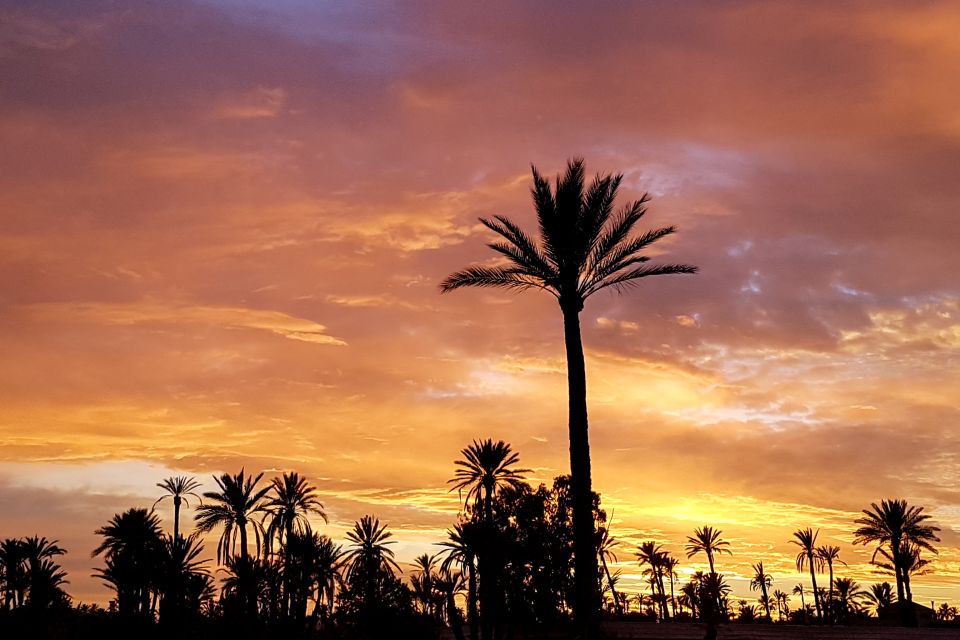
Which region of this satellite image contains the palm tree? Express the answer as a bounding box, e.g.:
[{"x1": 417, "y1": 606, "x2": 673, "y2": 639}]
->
[
  {"x1": 343, "y1": 516, "x2": 400, "y2": 607},
  {"x1": 156, "y1": 533, "x2": 209, "y2": 623},
  {"x1": 852, "y1": 499, "x2": 940, "y2": 626},
  {"x1": 832, "y1": 577, "x2": 865, "y2": 623},
  {"x1": 684, "y1": 526, "x2": 731, "y2": 575},
  {"x1": 441, "y1": 158, "x2": 697, "y2": 637},
  {"x1": 19, "y1": 536, "x2": 67, "y2": 610},
  {"x1": 636, "y1": 541, "x2": 668, "y2": 621},
  {"x1": 449, "y1": 439, "x2": 528, "y2": 640},
  {"x1": 772, "y1": 589, "x2": 788, "y2": 622},
  {"x1": 435, "y1": 567, "x2": 467, "y2": 640},
  {"x1": 662, "y1": 553, "x2": 680, "y2": 619},
  {"x1": 815, "y1": 545, "x2": 845, "y2": 623},
  {"x1": 194, "y1": 469, "x2": 271, "y2": 563},
  {"x1": 449, "y1": 439, "x2": 529, "y2": 524},
  {"x1": 154, "y1": 476, "x2": 202, "y2": 541},
  {"x1": 793, "y1": 583, "x2": 809, "y2": 624},
  {"x1": 598, "y1": 520, "x2": 622, "y2": 615},
  {"x1": 1, "y1": 538, "x2": 27, "y2": 609},
  {"x1": 93, "y1": 508, "x2": 165, "y2": 616},
  {"x1": 863, "y1": 582, "x2": 894, "y2": 617},
  {"x1": 791, "y1": 528, "x2": 823, "y2": 622},
  {"x1": 440, "y1": 521, "x2": 481, "y2": 640},
  {"x1": 749, "y1": 562, "x2": 773, "y2": 622},
  {"x1": 410, "y1": 553, "x2": 440, "y2": 617}
]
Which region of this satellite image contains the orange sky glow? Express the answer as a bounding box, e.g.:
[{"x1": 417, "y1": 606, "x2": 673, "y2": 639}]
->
[{"x1": 1, "y1": 0, "x2": 959, "y2": 607}]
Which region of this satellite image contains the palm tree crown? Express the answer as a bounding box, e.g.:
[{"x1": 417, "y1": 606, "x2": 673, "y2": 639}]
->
[
  {"x1": 194, "y1": 469, "x2": 271, "y2": 563},
  {"x1": 449, "y1": 439, "x2": 529, "y2": 521},
  {"x1": 263, "y1": 471, "x2": 327, "y2": 550},
  {"x1": 685, "y1": 526, "x2": 731, "y2": 574},
  {"x1": 154, "y1": 476, "x2": 202, "y2": 540},
  {"x1": 440, "y1": 158, "x2": 697, "y2": 308}
]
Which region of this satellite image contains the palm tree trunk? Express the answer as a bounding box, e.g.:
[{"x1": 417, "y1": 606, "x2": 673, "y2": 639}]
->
[
  {"x1": 562, "y1": 306, "x2": 598, "y2": 639},
  {"x1": 468, "y1": 554, "x2": 479, "y2": 640},
  {"x1": 761, "y1": 583, "x2": 771, "y2": 622},
  {"x1": 807, "y1": 553, "x2": 822, "y2": 623},
  {"x1": 600, "y1": 555, "x2": 620, "y2": 616},
  {"x1": 239, "y1": 522, "x2": 248, "y2": 561},
  {"x1": 173, "y1": 495, "x2": 181, "y2": 540},
  {"x1": 670, "y1": 574, "x2": 676, "y2": 619},
  {"x1": 827, "y1": 562, "x2": 834, "y2": 625},
  {"x1": 891, "y1": 539, "x2": 911, "y2": 626}
]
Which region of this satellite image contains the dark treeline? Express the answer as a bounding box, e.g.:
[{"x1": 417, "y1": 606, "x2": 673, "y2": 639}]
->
[{"x1": 0, "y1": 439, "x2": 956, "y2": 639}]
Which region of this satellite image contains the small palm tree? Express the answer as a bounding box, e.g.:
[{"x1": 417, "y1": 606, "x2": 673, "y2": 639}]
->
[
  {"x1": 410, "y1": 553, "x2": 440, "y2": 617},
  {"x1": 194, "y1": 469, "x2": 271, "y2": 563},
  {"x1": 449, "y1": 439, "x2": 529, "y2": 523},
  {"x1": 749, "y1": 562, "x2": 773, "y2": 622},
  {"x1": 853, "y1": 499, "x2": 940, "y2": 627},
  {"x1": 344, "y1": 516, "x2": 400, "y2": 610},
  {"x1": 832, "y1": 577, "x2": 865, "y2": 623},
  {"x1": 793, "y1": 583, "x2": 809, "y2": 624},
  {"x1": 685, "y1": 526, "x2": 731, "y2": 575},
  {"x1": 154, "y1": 476, "x2": 202, "y2": 541},
  {"x1": 863, "y1": 582, "x2": 894, "y2": 617},
  {"x1": 264, "y1": 472, "x2": 327, "y2": 552},
  {"x1": 440, "y1": 520, "x2": 481, "y2": 640},
  {"x1": 441, "y1": 158, "x2": 697, "y2": 637},
  {"x1": 636, "y1": 541, "x2": 669, "y2": 621},
  {"x1": 598, "y1": 519, "x2": 622, "y2": 615},
  {"x1": 815, "y1": 545, "x2": 845, "y2": 623},
  {"x1": 772, "y1": 589, "x2": 788, "y2": 622},
  {"x1": 791, "y1": 528, "x2": 823, "y2": 622}
]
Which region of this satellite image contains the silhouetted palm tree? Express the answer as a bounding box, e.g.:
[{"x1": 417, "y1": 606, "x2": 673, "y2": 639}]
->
[
  {"x1": 749, "y1": 562, "x2": 773, "y2": 622},
  {"x1": 194, "y1": 469, "x2": 271, "y2": 563},
  {"x1": 863, "y1": 582, "x2": 894, "y2": 617},
  {"x1": 154, "y1": 476, "x2": 201, "y2": 541},
  {"x1": 441, "y1": 158, "x2": 697, "y2": 637},
  {"x1": 853, "y1": 499, "x2": 940, "y2": 626},
  {"x1": 684, "y1": 526, "x2": 731, "y2": 575},
  {"x1": 410, "y1": 553, "x2": 440, "y2": 617},
  {"x1": 1, "y1": 538, "x2": 27, "y2": 609},
  {"x1": 435, "y1": 567, "x2": 467, "y2": 640},
  {"x1": 816, "y1": 545, "x2": 845, "y2": 623},
  {"x1": 793, "y1": 583, "x2": 809, "y2": 624},
  {"x1": 156, "y1": 533, "x2": 209, "y2": 623},
  {"x1": 636, "y1": 541, "x2": 669, "y2": 621},
  {"x1": 791, "y1": 528, "x2": 823, "y2": 622},
  {"x1": 20, "y1": 536, "x2": 67, "y2": 610},
  {"x1": 832, "y1": 577, "x2": 865, "y2": 623},
  {"x1": 441, "y1": 520, "x2": 481, "y2": 640},
  {"x1": 93, "y1": 508, "x2": 165, "y2": 617},
  {"x1": 772, "y1": 589, "x2": 788, "y2": 622},
  {"x1": 343, "y1": 515, "x2": 400, "y2": 608},
  {"x1": 449, "y1": 439, "x2": 527, "y2": 640},
  {"x1": 598, "y1": 520, "x2": 622, "y2": 615}
]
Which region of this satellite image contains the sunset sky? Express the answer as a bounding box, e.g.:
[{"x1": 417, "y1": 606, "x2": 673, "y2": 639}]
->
[{"x1": 2, "y1": 0, "x2": 960, "y2": 607}]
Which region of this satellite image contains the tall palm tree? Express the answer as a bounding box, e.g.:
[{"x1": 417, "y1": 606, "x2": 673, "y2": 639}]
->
[
  {"x1": 263, "y1": 471, "x2": 327, "y2": 618},
  {"x1": 662, "y1": 554, "x2": 680, "y2": 619},
  {"x1": 793, "y1": 583, "x2": 809, "y2": 624},
  {"x1": 194, "y1": 469, "x2": 271, "y2": 563},
  {"x1": 154, "y1": 476, "x2": 202, "y2": 541},
  {"x1": 815, "y1": 545, "x2": 845, "y2": 624},
  {"x1": 344, "y1": 516, "x2": 400, "y2": 611},
  {"x1": 684, "y1": 526, "x2": 731, "y2": 575},
  {"x1": 749, "y1": 562, "x2": 773, "y2": 622},
  {"x1": 853, "y1": 499, "x2": 939, "y2": 626},
  {"x1": 440, "y1": 521, "x2": 481, "y2": 640},
  {"x1": 636, "y1": 541, "x2": 669, "y2": 621},
  {"x1": 441, "y1": 158, "x2": 697, "y2": 636},
  {"x1": 791, "y1": 528, "x2": 823, "y2": 623},
  {"x1": 449, "y1": 439, "x2": 528, "y2": 640}
]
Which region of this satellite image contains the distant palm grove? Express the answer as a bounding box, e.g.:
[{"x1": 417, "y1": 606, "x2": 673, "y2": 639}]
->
[
  {"x1": 0, "y1": 446, "x2": 955, "y2": 639},
  {"x1": 2, "y1": 161, "x2": 954, "y2": 639}
]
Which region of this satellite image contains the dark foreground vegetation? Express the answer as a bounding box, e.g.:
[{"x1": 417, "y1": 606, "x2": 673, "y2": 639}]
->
[{"x1": 1, "y1": 441, "x2": 956, "y2": 639}]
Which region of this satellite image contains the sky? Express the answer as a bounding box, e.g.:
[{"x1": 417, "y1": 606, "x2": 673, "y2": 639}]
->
[{"x1": 1, "y1": 0, "x2": 959, "y2": 608}]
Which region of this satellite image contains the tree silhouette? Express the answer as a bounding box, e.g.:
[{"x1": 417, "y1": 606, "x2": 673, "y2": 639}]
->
[
  {"x1": 815, "y1": 544, "x2": 845, "y2": 624},
  {"x1": 195, "y1": 469, "x2": 271, "y2": 563},
  {"x1": 92, "y1": 508, "x2": 164, "y2": 617},
  {"x1": 792, "y1": 583, "x2": 809, "y2": 624},
  {"x1": 832, "y1": 577, "x2": 865, "y2": 623},
  {"x1": 598, "y1": 521, "x2": 621, "y2": 615},
  {"x1": 791, "y1": 528, "x2": 823, "y2": 623},
  {"x1": 749, "y1": 562, "x2": 773, "y2": 622},
  {"x1": 635, "y1": 541, "x2": 669, "y2": 621},
  {"x1": 154, "y1": 476, "x2": 201, "y2": 541},
  {"x1": 853, "y1": 499, "x2": 940, "y2": 626},
  {"x1": 441, "y1": 158, "x2": 696, "y2": 637},
  {"x1": 684, "y1": 526, "x2": 731, "y2": 575},
  {"x1": 449, "y1": 438, "x2": 528, "y2": 640},
  {"x1": 440, "y1": 520, "x2": 481, "y2": 640}
]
